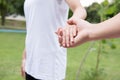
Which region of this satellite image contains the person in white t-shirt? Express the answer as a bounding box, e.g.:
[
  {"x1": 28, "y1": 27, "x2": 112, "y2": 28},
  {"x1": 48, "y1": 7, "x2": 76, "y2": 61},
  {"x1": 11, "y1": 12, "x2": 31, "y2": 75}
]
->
[{"x1": 21, "y1": 0, "x2": 86, "y2": 80}]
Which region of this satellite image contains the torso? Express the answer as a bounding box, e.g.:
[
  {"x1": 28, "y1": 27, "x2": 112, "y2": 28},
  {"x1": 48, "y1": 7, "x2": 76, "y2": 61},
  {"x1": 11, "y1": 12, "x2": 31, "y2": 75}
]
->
[{"x1": 24, "y1": 0, "x2": 69, "y2": 79}]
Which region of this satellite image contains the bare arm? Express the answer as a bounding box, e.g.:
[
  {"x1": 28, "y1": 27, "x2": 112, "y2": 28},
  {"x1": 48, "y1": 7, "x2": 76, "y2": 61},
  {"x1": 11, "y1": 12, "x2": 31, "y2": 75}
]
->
[
  {"x1": 56, "y1": 0, "x2": 87, "y2": 47},
  {"x1": 89, "y1": 13, "x2": 120, "y2": 40},
  {"x1": 21, "y1": 48, "x2": 26, "y2": 78},
  {"x1": 57, "y1": 13, "x2": 120, "y2": 47},
  {"x1": 72, "y1": 13, "x2": 120, "y2": 47},
  {"x1": 22, "y1": 49, "x2": 26, "y2": 60},
  {"x1": 65, "y1": 0, "x2": 87, "y2": 19}
]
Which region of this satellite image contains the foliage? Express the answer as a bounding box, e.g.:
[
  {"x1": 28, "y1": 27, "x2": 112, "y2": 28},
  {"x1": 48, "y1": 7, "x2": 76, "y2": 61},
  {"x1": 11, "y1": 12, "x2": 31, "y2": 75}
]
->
[
  {"x1": 68, "y1": 9, "x2": 73, "y2": 19},
  {"x1": 0, "y1": 0, "x2": 7, "y2": 25},
  {"x1": 86, "y1": 0, "x2": 120, "y2": 23},
  {"x1": 81, "y1": 68, "x2": 106, "y2": 80},
  {"x1": 80, "y1": 1, "x2": 120, "y2": 80},
  {"x1": 0, "y1": 32, "x2": 120, "y2": 80},
  {"x1": 0, "y1": 0, "x2": 24, "y2": 25},
  {"x1": 86, "y1": 2, "x2": 101, "y2": 23}
]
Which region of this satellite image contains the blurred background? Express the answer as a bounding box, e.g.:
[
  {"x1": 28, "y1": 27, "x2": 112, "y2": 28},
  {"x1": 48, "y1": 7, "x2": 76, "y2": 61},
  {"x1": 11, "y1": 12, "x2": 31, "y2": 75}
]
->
[{"x1": 0, "y1": 0, "x2": 120, "y2": 80}]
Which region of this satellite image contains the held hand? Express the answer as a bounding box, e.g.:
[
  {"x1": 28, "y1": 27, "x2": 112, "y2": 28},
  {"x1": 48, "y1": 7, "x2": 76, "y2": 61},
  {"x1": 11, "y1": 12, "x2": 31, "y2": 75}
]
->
[
  {"x1": 62, "y1": 19, "x2": 92, "y2": 48},
  {"x1": 56, "y1": 24, "x2": 79, "y2": 47},
  {"x1": 69, "y1": 28, "x2": 89, "y2": 47},
  {"x1": 56, "y1": 17, "x2": 80, "y2": 47},
  {"x1": 67, "y1": 16, "x2": 78, "y2": 25},
  {"x1": 56, "y1": 28, "x2": 63, "y2": 46},
  {"x1": 62, "y1": 24, "x2": 79, "y2": 47}
]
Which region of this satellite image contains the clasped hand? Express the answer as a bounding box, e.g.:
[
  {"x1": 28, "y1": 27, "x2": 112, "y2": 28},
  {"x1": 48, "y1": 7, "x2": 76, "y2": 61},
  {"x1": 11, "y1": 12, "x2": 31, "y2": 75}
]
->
[{"x1": 56, "y1": 19, "x2": 91, "y2": 48}]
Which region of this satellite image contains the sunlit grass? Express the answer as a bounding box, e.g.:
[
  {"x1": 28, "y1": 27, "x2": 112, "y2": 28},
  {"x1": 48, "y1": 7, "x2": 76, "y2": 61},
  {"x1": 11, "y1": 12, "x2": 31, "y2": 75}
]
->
[{"x1": 0, "y1": 32, "x2": 120, "y2": 80}]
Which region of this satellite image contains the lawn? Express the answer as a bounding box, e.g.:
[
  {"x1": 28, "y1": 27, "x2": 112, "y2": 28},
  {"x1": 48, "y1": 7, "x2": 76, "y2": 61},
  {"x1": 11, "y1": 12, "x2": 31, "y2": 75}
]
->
[
  {"x1": 0, "y1": 32, "x2": 120, "y2": 80},
  {"x1": 0, "y1": 32, "x2": 25, "y2": 80}
]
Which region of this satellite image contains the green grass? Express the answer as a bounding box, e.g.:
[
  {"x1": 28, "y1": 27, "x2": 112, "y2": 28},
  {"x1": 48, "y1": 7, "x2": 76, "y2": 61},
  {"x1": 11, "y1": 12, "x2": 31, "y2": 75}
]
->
[
  {"x1": 0, "y1": 32, "x2": 25, "y2": 80},
  {"x1": 0, "y1": 32, "x2": 120, "y2": 80},
  {"x1": 67, "y1": 39, "x2": 120, "y2": 80}
]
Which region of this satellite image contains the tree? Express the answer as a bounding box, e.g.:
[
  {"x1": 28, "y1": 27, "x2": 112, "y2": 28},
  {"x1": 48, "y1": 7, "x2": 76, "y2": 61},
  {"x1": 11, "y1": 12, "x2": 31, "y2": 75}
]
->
[
  {"x1": 86, "y1": 2, "x2": 101, "y2": 23},
  {"x1": 77, "y1": 0, "x2": 119, "y2": 80},
  {"x1": 11, "y1": 0, "x2": 24, "y2": 15},
  {"x1": 0, "y1": 0, "x2": 7, "y2": 25},
  {"x1": 0, "y1": 0, "x2": 24, "y2": 26}
]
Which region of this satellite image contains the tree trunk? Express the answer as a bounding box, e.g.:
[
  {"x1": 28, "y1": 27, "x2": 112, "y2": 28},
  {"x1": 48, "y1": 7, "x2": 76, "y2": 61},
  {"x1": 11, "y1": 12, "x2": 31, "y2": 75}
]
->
[
  {"x1": 1, "y1": 13, "x2": 5, "y2": 26},
  {"x1": 0, "y1": 0, "x2": 6, "y2": 26}
]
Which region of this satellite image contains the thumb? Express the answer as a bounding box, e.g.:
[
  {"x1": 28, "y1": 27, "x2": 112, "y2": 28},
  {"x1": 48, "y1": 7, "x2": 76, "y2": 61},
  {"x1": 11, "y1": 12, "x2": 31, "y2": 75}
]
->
[
  {"x1": 67, "y1": 18, "x2": 74, "y2": 25},
  {"x1": 67, "y1": 19, "x2": 77, "y2": 25},
  {"x1": 73, "y1": 32, "x2": 84, "y2": 47},
  {"x1": 56, "y1": 27, "x2": 63, "y2": 39},
  {"x1": 55, "y1": 28, "x2": 63, "y2": 36}
]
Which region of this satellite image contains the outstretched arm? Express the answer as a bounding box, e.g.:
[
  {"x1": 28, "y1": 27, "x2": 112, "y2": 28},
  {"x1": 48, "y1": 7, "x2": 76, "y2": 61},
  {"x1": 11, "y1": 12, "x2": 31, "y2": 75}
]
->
[
  {"x1": 65, "y1": 0, "x2": 87, "y2": 20},
  {"x1": 88, "y1": 13, "x2": 120, "y2": 40},
  {"x1": 73, "y1": 13, "x2": 120, "y2": 47},
  {"x1": 56, "y1": 0, "x2": 87, "y2": 47},
  {"x1": 58, "y1": 13, "x2": 120, "y2": 48}
]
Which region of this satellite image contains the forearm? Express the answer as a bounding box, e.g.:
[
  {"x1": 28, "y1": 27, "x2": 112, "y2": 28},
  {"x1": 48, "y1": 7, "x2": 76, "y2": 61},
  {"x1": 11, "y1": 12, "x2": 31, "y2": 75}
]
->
[
  {"x1": 72, "y1": 6, "x2": 87, "y2": 19},
  {"x1": 66, "y1": 0, "x2": 87, "y2": 19},
  {"x1": 22, "y1": 49, "x2": 26, "y2": 60},
  {"x1": 21, "y1": 48, "x2": 26, "y2": 77},
  {"x1": 89, "y1": 13, "x2": 120, "y2": 40}
]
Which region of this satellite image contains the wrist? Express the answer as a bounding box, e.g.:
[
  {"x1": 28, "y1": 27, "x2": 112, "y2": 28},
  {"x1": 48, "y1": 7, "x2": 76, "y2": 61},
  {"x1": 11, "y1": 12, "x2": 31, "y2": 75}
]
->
[
  {"x1": 73, "y1": 7, "x2": 87, "y2": 19},
  {"x1": 88, "y1": 24, "x2": 98, "y2": 41}
]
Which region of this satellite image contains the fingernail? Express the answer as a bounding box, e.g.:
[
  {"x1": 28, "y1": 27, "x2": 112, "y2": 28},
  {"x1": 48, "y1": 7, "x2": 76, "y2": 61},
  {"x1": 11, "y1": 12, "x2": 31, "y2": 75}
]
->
[
  {"x1": 67, "y1": 44, "x2": 69, "y2": 47},
  {"x1": 63, "y1": 44, "x2": 65, "y2": 47},
  {"x1": 74, "y1": 34, "x2": 76, "y2": 36}
]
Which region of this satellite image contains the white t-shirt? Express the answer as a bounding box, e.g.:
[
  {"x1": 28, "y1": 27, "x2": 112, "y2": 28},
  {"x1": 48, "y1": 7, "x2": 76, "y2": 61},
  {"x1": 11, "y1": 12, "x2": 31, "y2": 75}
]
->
[{"x1": 24, "y1": 0, "x2": 69, "y2": 80}]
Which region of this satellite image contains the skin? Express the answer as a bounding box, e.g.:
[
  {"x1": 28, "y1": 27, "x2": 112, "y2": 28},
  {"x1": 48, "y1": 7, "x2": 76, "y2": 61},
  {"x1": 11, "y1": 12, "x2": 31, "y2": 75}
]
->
[
  {"x1": 21, "y1": 0, "x2": 86, "y2": 78},
  {"x1": 57, "y1": 13, "x2": 120, "y2": 48},
  {"x1": 21, "y1": 49, "x2": 26, "y2": 77}
]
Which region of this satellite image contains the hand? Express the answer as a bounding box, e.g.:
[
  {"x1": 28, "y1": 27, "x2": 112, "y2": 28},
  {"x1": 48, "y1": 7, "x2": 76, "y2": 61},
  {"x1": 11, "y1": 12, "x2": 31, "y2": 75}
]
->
[
  {"x1": 56, "y1": 24, "x2": 79, "y2": 47},
  {"x1": 60, "y1": 19, "x2": 92, "y2": 48},
  {"x1": 67, "y1": 16, "x2": 78, "y2": 25},
  {"x1": 56, "y1": 17, "x2": 80, "y2": 47},
  {"x1": 21, "y1": 59, "x2": 25, "y2": 78},
  {"x1": 67, "y1": 19, "x2": 92, "y2": 47},
  {"x1": 55, "y1": 27, "x2": 63, "y2": 46},
  {"x1": 62, "y1": 24, "x2": 79, "y2": 47}
]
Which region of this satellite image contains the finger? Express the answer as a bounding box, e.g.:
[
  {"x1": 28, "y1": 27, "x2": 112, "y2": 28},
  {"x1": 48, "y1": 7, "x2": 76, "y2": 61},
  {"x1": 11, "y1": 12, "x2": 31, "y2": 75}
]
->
[
  {"x1": 73, "y1": 25, "x2": 77, "y2": 37},
  {"x1": 21, "y1": 60, "x2": 26, "y2": 78},
  {"x1": 57, "y1": 28, "x2": 63, "y2": 36},
  {"x1": 55, "y1": 28, "x2": 60, "y2": 35},
  {"x1": 62, "y1": 29, "x2": 66, "y2": 47},
  {"x1": 59, "y1": 36, "x2": 62, "y2": 46},
  {"x1": 66, "y1": 28, "x2": 70, "y2": 47},
  {"x1": 70, "y1": 27, "x2": 74, "y2": 46},
  {"x1": 73, "y1": 33, "x2": 84, "y2": 47},
  {"x1": 67, "y1": 19, "x2": 74, "y2": 25},
  {"x1": 21, "y1": 67, "x2": 25, "y2": 78},
  {"x1": 56, "y1": 28, "x2": 63, "y2": 46}
]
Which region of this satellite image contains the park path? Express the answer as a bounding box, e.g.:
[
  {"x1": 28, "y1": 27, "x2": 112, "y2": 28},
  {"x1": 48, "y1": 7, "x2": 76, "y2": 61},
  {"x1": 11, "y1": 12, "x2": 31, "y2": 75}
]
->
[
  {"x1": 0, "y1": 15, "x2": 26, "y2": 33},
  {"x1": 6, "y1": 14, "x2": 25, "y2": 21}
]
